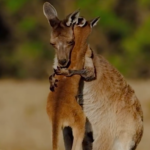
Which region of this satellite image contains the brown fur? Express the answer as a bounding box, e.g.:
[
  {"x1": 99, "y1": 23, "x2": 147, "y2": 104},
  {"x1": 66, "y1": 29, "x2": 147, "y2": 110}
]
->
[
  {"x1": 60, "y1": 52, "x2": 143, "y2": 150},
  {"x1": 43, "y1": 2, "x2": 143, "y2": 150},
  {"x1": 50, "y1": 25, "x2": 143, "y2": 150},
  {"x1": 47, "y1": 23, "x2": 93, "y2": 150},
  {"x1": 77, "y1": 54, "x2": 143, "y2": 150},
  {"x1": 50, "y1": 22, "x2": 75, "y2": 68}
]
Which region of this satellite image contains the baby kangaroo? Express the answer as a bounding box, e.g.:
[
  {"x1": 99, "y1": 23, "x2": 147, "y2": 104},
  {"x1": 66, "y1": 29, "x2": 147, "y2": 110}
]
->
[{"x1": 46, "y1": 16, "x2": 98, "y2": 150}]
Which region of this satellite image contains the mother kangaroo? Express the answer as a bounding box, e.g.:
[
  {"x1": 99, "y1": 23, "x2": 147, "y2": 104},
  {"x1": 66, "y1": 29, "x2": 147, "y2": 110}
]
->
[{"x1": 43, "y1": 2, "x2": 143, "y2": 150}]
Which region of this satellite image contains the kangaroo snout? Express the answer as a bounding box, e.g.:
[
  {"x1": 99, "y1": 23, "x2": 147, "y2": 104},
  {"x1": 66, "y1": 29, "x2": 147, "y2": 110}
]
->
[
  {"x1": 59, "y1": 59, "x2": 67, "y2": 65},
  {"x1": 58, "y1": 59, "x2": 69, "y2": 67}
]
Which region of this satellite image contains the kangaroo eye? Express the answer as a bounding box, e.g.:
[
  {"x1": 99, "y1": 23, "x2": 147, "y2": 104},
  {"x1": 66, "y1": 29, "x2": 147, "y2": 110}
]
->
[
  {"x1": 50, "y1": 42, "x2": 55, "y2": 46},
  {"x1": 68, "y1": 41, "x2": 74, "y2": 45}
]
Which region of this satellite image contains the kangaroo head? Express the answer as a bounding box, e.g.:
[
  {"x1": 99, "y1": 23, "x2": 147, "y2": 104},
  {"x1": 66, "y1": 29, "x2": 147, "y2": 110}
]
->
[{"x1": 43, "y1": 2, "x2": 79, "y2": 68}]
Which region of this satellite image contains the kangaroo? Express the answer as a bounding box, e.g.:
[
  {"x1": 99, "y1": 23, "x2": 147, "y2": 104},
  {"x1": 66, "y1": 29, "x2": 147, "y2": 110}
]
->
[
  {"x1": 43, "y1": 2, "x2": 143, "y2": 150},
  {"x1": 43, "y1": 2, "x2": 99, "y2": 150},
  {"x1": 48, "y1": 19, "x2": 98, "y2": 150},
  {"x1": 43, "y1": 2, "x2": 95, "y2": 91},
  {"x1": 61, "y1": 53, "x2": 143, "y2": 150},
  {"x1": 51, "y1": 36, "x2": 143, "y2": 150}
]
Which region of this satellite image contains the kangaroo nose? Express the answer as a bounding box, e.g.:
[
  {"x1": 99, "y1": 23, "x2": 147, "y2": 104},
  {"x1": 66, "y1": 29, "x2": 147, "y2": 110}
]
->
[{"x1": 59, "y1": 59, "x2": 67, "y2": 66}]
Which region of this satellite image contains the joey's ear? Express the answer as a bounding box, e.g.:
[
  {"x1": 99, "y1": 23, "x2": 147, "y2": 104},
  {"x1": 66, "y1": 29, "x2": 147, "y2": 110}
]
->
[
  {"x1": 90, "y1": 17, "x2": 100, "y2": 28},
  {"x1": 65, "y1": 10, "x2": 80, "y2": 27},
  {"x1": 43, "y1": 2, "x2": 59, "y2": 28},
  {"x1": 77, "y1": 17, "x2": 87, "y2": 27}
]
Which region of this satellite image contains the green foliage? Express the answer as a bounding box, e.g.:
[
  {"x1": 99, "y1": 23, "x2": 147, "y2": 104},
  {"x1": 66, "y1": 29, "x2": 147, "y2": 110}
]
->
[
  {"x1": 76, "y1": 0, "x2": 150, "y2": 78},
  {"x1": 138, "y1": 0, "x2": 150, "y2": 7},
  {"x1": 0, "y1": 0, "x2": 150, "y2": 79},
  {"x1": 122, "y1": 17, "x2": 150, "y2": 60},
  {"x1": 4, "y1": 0, "x2": 29, "y2": 13},
  {"x1": 19, "y1": 17, "x2": 37, "y2": 32},
  {"x1": 77, "y1": 0, "x2": 129, "y2": 28},
  {"x1": 16, "y1": 42, "x2": 44, "y2": 60}
]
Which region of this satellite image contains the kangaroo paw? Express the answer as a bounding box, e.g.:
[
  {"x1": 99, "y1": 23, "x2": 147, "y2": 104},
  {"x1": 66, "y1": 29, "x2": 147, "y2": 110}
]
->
[
  {"x1": 54, "y1": 67, "x2": 70, "y2": 76},
  {"x1": 80, "y1": 68, "x2": 95, "y2": 81},
  {"x1": 49, "y1": 73, "x2": 58, "y2": 91}
]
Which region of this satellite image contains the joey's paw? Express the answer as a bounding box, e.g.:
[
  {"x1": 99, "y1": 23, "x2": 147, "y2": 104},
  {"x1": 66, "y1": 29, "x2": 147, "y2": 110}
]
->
[
  {"x1": 50, "y1": 80, "x2": 58, "y2": 91},
  {"x1": 54, "y1": 67, "x2": 70, "y2": 76},
  {"x1": 81, "y1": 68, "x2": 95, "y2": 81},
  {"x1": 49, "y1": 74, "x2": 58, "y2": 91},
  {"x1": 54, "y1": 67, "x2": 61, "y2": 75}
]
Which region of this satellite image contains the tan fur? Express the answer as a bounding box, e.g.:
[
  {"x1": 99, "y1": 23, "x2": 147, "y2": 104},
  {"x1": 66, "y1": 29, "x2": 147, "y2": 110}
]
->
[
  {"x1": 50, "y1": 24, "x2": 143, "y2": 150},
  {"x1": 47, "y1": 23, "x2": 93, "y2": 150},
  {"x1": 50, "y1": 23, "x2": 75, "y2": 68},
  {"x1": 55, "y1": 51, "x2": 143, "y2": 150},
  {"x1": 43, "y1": 2, "x2": 143, "y2": 149},
  {"x1": 78, "y1": 54, "x2": 143, "y2": 150}
]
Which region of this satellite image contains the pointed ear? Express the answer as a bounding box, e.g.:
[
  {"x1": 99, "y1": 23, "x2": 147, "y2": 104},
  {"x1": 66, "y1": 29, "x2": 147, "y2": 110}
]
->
[
  {"x1": 77, "y1": 17, "x2": 87, "y2": 27},
  {"x1": 90, "y1": 17, "x2": 100, "y2": 28},
  {"x1": 43, "y1": 2, "x2": 59, "y2": 28},
  {"x1": 65, "y1": 10, "x2": 80, "y2": 27}
]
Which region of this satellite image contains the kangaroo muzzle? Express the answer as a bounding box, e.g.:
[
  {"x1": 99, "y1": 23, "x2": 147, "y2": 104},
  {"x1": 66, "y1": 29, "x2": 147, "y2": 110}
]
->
[{"x1": 59, "y1": 59, "x2": 67, "y2": 66}]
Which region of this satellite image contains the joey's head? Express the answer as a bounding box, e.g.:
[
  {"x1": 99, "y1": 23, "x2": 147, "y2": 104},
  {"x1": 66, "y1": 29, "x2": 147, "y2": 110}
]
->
[
  {"x1": 43, "y1": 2, "x2": 79, "y2": 68},
  {"x1": 73, "y1": 17, "x2": 100, "y2": 43}
]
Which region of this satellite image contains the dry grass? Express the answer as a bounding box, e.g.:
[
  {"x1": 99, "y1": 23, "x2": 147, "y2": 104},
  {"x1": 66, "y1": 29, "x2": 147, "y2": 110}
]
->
[{"x1": 0, "y1": 79, "x2": 150, "y2": 150}]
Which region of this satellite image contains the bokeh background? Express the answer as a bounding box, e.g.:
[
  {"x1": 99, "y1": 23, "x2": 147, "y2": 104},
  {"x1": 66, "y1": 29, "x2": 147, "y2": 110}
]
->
[{"x1": 0, "y1": 0, "x2": 150, "y2": 150}]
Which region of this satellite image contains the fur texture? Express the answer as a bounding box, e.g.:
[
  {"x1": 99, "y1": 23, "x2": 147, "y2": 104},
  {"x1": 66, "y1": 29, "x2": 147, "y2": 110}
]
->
[
  {"x1": 78, "y1": 53, "x2": 143, "y2": 150},
  {"x1": 47, "y1": 22, "x2": 94, "y2": 150}
]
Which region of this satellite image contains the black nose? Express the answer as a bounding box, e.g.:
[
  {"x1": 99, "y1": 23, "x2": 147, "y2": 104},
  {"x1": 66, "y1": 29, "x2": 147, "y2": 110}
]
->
[{"x1": 59, "y1": 59, "x2": 67, "y2": 65}]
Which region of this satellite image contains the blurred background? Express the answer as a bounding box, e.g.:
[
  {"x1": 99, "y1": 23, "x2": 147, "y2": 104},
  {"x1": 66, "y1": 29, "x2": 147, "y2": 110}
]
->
[{"x1": 0, "y1": 0, "x2": 150, "y2": 150}]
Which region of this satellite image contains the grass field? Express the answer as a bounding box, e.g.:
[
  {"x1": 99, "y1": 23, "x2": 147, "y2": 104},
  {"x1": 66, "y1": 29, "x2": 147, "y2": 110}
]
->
[{"x1": 0, "y1": 79, "x2": 150, "y2": 150}]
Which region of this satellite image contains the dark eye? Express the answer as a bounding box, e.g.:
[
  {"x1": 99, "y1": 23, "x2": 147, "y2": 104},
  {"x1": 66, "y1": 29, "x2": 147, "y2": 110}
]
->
[
  {"x1": 50, "y1": 42, "x2": 55, "y2": 46},
  {"x1": 68, "y1": 41, "x2": 74, "y2": 45}
]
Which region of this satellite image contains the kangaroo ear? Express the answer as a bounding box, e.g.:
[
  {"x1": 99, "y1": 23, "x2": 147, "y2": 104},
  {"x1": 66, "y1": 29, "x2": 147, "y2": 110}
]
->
[
  {"x1": 65, "y1": 10, "x2": 80, "y2": 27},
  {"x1": 43, "y1": 2, "x2": 59, "y2": 28},
  {"x1": 90, "y1": 17, "x2": 100, "y2": 28},
  {"x1": 77, "y1": 17, "x2": 87, "y2": 27}
]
